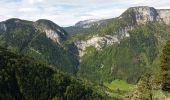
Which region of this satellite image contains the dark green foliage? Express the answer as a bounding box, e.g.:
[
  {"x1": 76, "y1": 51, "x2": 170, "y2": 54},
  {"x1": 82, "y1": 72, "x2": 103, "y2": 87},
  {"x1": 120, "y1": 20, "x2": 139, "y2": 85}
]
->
[
  {"x1": 159, "y1": 40, "x2": 170, "y2": 91},
  {"x1": 0, "y1": 47, "x2": 104, "y2": 100},
  {"x1": 0, "y1": 26, "x2": 36, "y2": 52},
  {"x1": 26, "y1": 33, "x2": 78, "y2": 73}
]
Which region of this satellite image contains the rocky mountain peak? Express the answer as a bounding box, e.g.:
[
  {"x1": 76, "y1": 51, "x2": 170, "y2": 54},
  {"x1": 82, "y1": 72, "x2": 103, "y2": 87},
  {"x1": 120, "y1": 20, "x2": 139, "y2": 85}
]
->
[
  {"x1": 120, "y1": 6, "x2": 170, "y2": 24},
  {"x1": 74, "y1": 6, "x2": 170, "y2": 58},
  {"x1": 5, "y1": 18, "x2": 33, "y2": 25},
  {"x1": 132, "y1": 6, "x2": 160, "y2": 23},
  {"x1": 157, "y1": 9, "x2": 170, "y2": 24},
  {"x1": 75, "y1": 19, "x2": 100, "y2": 28},
  {"x1": 34, "y1": 19, "x2": 68, "y2": 44},
  {"x1": 0, "y1": 18, "x2": 68, "y2": 44},
  {"x1": 0, "y1": 18, "x2": 33, "y2": 33}
]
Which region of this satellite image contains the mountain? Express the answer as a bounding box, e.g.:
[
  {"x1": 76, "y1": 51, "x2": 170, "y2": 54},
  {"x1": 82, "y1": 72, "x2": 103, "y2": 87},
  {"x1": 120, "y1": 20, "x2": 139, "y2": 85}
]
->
[
  {"x1": 74, "y1": 19, "x2": 107, "y2": 28},
  {"x1": 0, "y1": 47, "x2": 104, "y2": 100},
  {"x1": 64, "y1": 18, "x2": 114, "y2": 36},
  {"x1": 67, "y1": 6, "x2": 170, "y2": 83},
  {"x1": 1, "y1": 6, "x2": 170, "y2": 84},
  {"x1": 0, "y1": 18, "x2": 78, "y2": 74},
  {"x1": 0, "y1": 6, "x2": 170, "y2": 99},
  {"x1": 35, "y1": 19, "x2": 68, "y2": 43}
]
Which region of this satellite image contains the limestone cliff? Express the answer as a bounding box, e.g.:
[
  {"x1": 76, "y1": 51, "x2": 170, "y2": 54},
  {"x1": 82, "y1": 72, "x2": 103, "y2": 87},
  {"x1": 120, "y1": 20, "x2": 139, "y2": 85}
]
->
[
  {"x1": 74, "y1": 25, "x2": 133, "y2": 57},
  {"x1": 34, "y1": 19, "x2": 67, "y2": 44},
  {"x1": 74, "y1": 6, "x2": 170, "y2": 58},
  {"x1": 157, "y1": 9, "x2": 170, "y2": 24}
]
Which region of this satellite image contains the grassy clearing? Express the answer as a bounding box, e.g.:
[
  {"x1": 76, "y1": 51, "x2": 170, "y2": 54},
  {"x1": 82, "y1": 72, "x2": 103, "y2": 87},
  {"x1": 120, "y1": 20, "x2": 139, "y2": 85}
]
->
[
  {"x1": 104, "y1": 79, "x2": 135, "y2": 99},
  {"x1": 104, "y1": 79, "x2": 134, "y2": 90}
]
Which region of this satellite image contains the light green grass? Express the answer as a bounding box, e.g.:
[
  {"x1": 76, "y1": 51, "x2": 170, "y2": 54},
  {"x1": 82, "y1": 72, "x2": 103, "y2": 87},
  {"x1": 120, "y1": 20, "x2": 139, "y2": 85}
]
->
[
  {"x1": 104, "y1": 79, "x2": 134, "y2": 91},
  {"x1": 104, "y1": 79, "x2": 135, "y2": 99}
]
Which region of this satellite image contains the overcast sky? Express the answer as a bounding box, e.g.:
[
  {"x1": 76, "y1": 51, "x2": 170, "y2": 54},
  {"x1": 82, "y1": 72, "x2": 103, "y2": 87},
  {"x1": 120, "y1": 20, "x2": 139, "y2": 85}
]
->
[{"x1": 0, "y1": 0, "x2": 170, "y2": 26}]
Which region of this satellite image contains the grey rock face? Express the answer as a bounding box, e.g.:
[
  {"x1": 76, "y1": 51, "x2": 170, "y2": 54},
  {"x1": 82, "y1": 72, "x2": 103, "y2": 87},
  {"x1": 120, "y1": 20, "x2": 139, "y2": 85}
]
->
[
  {"x1": 157, "y1": 9, "x2": 170, "y2": 24},
  {"x1": 34, "y1": 19, "x2": 68, "y2": 44},
  {"x1": 131, "y1": 6, "x2": 161, "y2": 24},
  {"x1": 0, "y1": 22, "x2": 7, "y2": 33},
  {"x1": 75, "y1": 35, "x2": 119, "y2": 57},
  {"x1": 74, "y1": 19, "x2": 110, "y2": 29},
  {"x1": 125, "y1": 6, "x2": 170, "y2": 24},
  {"x1": 75, "y1": 19, "x2": 100, "y2": 28},
  {"x1": 75, "y1": 25, "x2": 134, "y2": 57}
]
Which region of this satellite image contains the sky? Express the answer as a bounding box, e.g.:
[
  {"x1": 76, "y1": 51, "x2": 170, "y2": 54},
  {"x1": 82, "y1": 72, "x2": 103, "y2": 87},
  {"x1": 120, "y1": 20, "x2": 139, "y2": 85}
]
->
[{"x1": 0, "y1": 0, "x2": 170, "y2": 26}]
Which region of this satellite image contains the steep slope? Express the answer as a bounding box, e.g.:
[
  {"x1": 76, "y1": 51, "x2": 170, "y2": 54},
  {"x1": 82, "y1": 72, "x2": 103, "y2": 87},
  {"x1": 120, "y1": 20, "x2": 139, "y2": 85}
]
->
[
  {"x1": 0, "y1": 47, "x2": 104, "y2": 100},
  {"x1": 0, "y1": 18, "x2": 78, "y2": 73},
  {"x1": 71, "y1": 6, "x2": 170, "y2": 83},
  {"x1": 35, "y1": 19, "x2": 67, "y2": 44}
]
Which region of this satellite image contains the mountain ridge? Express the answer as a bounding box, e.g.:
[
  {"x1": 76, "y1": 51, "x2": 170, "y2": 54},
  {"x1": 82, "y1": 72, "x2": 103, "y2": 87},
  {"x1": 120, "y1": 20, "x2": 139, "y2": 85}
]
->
[
  {"x1": 0, "y1": 6, "x2": 170, "y2": 99},
  {"x1": 68, "y1": 6, "x2": 170, "y2": 29},
  {"x1": 72, "y1": 6, "x2": 170, "y2": 57},
  {"x1": 70, "y1": 6, "x2": 170, "y2": 83},
  {"x1": 0, "y1": 6, "x2": 170, "y2": 83},
  {"x1": 0, "y1": 18, "x2": 79, "y2": 74}
]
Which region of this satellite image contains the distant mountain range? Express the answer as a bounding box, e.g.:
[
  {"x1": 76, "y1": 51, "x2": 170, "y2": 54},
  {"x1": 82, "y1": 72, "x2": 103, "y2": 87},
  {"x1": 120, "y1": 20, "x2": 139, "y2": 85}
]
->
[{"x1": 0, "y1": 6, "x2": 170, "y2": 84}]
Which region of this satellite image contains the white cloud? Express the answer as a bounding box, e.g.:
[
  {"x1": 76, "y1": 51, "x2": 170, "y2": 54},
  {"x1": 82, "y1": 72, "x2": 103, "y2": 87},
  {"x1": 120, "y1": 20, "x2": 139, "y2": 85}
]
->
[{"x1": 0, "y1": 0, "x2": 170, "y2": 26}]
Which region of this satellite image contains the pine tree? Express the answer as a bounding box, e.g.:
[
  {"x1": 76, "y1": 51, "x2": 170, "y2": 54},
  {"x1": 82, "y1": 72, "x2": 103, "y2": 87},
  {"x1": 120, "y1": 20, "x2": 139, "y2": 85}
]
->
[
  {"x1": 131, "y1": 73, "x2": 153, "y2": 100},
  {"x1": 159, "y1": 40, "x2": 170, "y2": 91}
]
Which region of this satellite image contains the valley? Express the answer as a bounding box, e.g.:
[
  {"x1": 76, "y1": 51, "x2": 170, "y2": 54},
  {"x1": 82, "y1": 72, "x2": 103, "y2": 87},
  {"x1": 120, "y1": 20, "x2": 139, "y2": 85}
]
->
[{"x1": 0, "y1": 6, "x2": 170, "y2": 100}]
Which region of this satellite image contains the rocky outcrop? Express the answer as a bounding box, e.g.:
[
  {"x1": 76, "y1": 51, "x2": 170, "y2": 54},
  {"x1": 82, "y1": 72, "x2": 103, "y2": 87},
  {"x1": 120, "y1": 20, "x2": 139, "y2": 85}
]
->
[
  {"x1": 43, "y1": 29, "x2": 61, "y2": 43},
  {"x1": 131, "y1": 6, "x2": 161, "y2": 24},
  {"x1": 75, "y1": 35, "x2": 119, "y2": 57},
  {"x1": 0, "y1": 22, "x2": 7, "y2": 33},
  {"x1": 74, "y1": 19, "x2": 135, "y2": 57},
  {"x1": 74, "y1": 19, "x2": 111, "y2": 29},
  {"x1": 157, "y1": 9, "x2": 170, "y2": 24},
  {"x1": 123, "y1": 6, "x2": 170, "y2": 25},
  {"x1": 114, "y1": 25, "x2": 133, "y2": 39},
  {"x1": 34, "y1": 19, "x2": 67, "y2": 44},
  {"x1": 75, "y1": 25, "x2": 133, "y2": 57},
  {"x1": 75, "y1": 19, "x2": 100, "y2": 28}
]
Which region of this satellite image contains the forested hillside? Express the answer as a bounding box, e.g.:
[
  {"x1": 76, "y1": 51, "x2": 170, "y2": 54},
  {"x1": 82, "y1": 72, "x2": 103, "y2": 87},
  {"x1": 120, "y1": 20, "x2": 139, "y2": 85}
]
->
[
  {"x1": 0, "y1": 18, "x2": 78, "y2": 74},
  {"x1": 0, "y1": 47, "x2": 104, "y2": 100}
]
